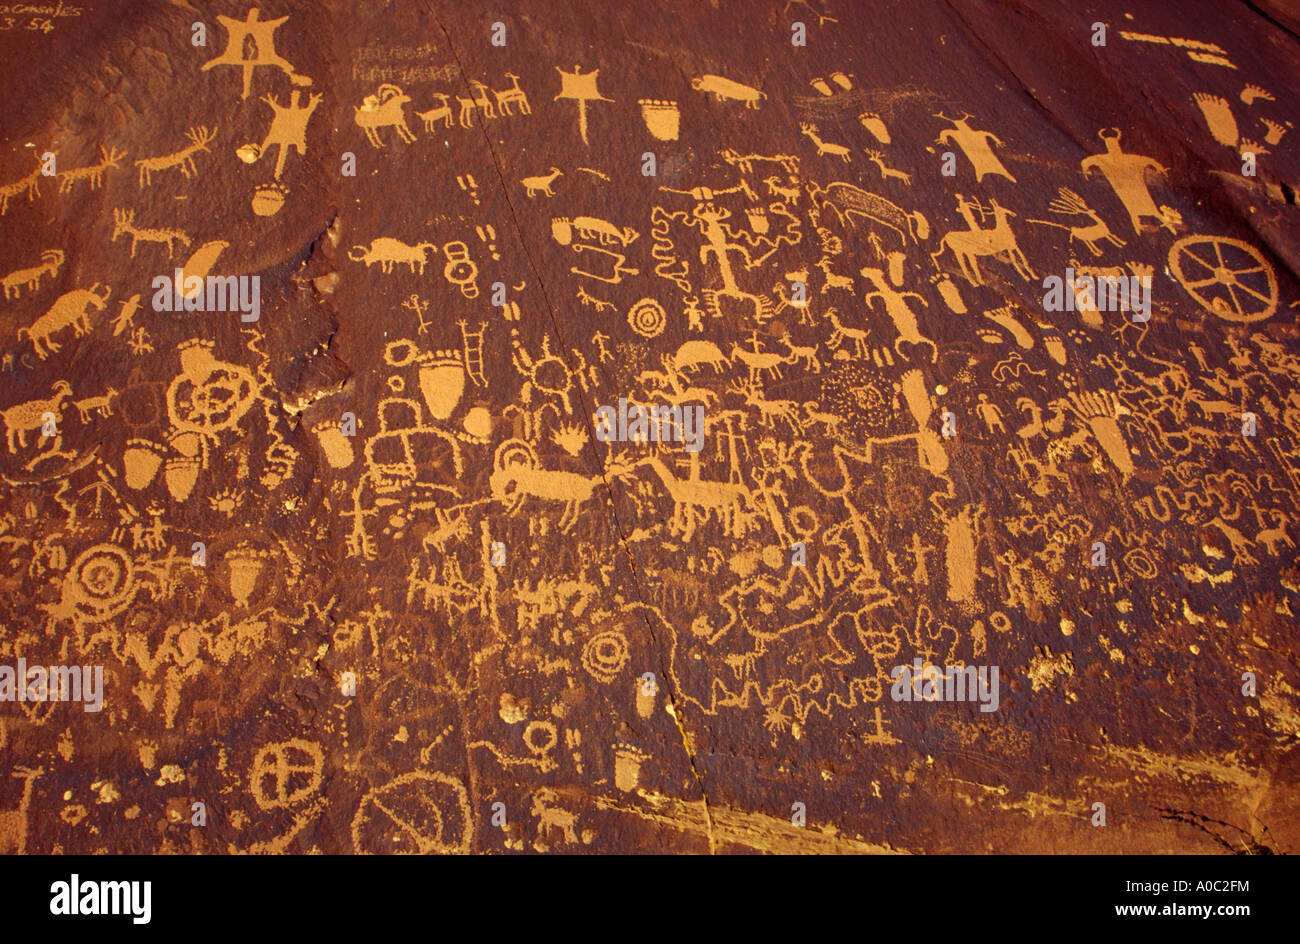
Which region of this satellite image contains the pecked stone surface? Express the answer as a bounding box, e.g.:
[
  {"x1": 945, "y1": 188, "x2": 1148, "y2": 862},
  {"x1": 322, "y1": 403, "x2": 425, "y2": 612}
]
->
[{"x1": 0, "y1": 0, "x2": 1297, "y2": 854}]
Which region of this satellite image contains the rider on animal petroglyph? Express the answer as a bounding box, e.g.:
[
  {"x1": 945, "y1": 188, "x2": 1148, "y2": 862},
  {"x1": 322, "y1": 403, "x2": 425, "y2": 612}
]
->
[{"x1": 931, "y1": 196, "x2": 1034, "y2": 285}]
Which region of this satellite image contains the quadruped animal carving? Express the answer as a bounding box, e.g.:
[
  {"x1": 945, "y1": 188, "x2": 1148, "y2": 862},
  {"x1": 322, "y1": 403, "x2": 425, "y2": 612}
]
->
[
  {"x1": 355, "y1": 84, "x2": 417, "y2": 147},
  {"x1": 18, "y1": 285, "x2": 111, "y2": 359},
  {"x1": 349, "y1": 238, "x2": 439, "y2": 275}
]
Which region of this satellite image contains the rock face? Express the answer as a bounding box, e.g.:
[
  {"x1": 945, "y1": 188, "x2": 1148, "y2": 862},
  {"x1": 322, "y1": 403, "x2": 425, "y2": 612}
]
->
[{"x1": 0, "y1": 0, "x2": 1297, "y2": 855}]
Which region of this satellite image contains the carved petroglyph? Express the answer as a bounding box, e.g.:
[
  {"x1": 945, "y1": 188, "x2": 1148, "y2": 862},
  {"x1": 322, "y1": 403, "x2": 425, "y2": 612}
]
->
[
  {"x1": 112, "y1": 210, "x2": 190, "y2": 259},
  {"x1": 136, "y1": 127, "x2": 216, "y2": 187},
  {"x1": 202, "y1": 7, "x2": 306, "y2": 100},
  {"x1": 18, "y1": 285, "x2": 111, "y2": 359},
  {"x1": 931, "y1": 197, "x2": 1034, "y2": 285},
  {"x1": 5, "y1": 2, "x2": 1299, "y2": 860},
  {"x1": 58, "y1": 146, "x2": 124, "y2": 194},
  {"x1": 349, "y1": 237, "x2": 439, "y2": 275},
  {"x1": 1081, "y1": 129, "x2": 1177, "y2": 235},
  {"x1": 522, "y1": 168, "x2": 563, "y2": 198},
  {"x1": 2, "y1": 249, "x2": 63, "y2": 300},
  {"x1": 692, "y1": 74, "x2": 765, "y2": 108},
  {"x1": 355, "y1": 84, "x2": 417, "y2": 147}
]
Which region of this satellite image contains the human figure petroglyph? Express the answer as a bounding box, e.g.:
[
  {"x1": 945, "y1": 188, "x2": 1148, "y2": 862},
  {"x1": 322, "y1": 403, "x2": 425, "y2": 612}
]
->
[
  {"x1": 1081, "y1": 128, "x2": 1175, "y2": 234},
  {"x1": 691, "y1": 203, "x2": 757, "y2": 296},
  {"x1": 859, "y1": 266, "x2": 936, "y2": 362},
  {"x1": 931, "y1": 197, "x2": 1034, "y2": 286},
  {"x1": 202, "y1": 7, "x2": 304, "y2": 100},
  {"x1": 247, "y1": 91, "x2": 321, "y2": 177},
  {"x1": 126, "y1": 327, "x2": 154, "y2": 355},
  {"x1": 0, "y1": 767, "x2": 42, "y2": 855},
  {"x1": 976, "y1": 394, "x2": 1006, "y2": 434},
  {"x1": 935, "y1": 112, "x2": 1015, "y2": 182}
]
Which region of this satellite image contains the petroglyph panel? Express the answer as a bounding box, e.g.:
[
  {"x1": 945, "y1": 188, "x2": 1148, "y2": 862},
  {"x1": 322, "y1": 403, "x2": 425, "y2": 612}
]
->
[{"x1": 0, "y1": 0, "x2": 1298, "y2": 855}]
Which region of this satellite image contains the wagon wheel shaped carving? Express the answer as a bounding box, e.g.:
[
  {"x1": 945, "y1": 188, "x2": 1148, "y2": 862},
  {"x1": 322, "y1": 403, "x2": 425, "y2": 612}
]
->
[{"x1": 1168, "y1": 235, "x2": 1277, "y2": 323}]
